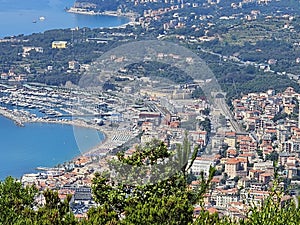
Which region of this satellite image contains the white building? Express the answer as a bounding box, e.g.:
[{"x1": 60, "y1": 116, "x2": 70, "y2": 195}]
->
[{"x1": 189, "y1": 157, "x2": 215, "y2": 176}]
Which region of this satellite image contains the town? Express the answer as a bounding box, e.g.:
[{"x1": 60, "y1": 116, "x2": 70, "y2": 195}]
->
[
  {"x1": 1, "y1": 80, "x2": 300, "y2": 219},
  {"x1": 1, "y1": 0, "x2": 300, "y2": 222}
]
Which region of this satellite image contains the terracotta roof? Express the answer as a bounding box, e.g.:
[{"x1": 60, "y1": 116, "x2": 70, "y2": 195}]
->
[
  {"x1": 237, "y1": 158, "x2": 248, "y2": 163},
  {"x1": 227, "y1": 149, "x2": 237, "y2": 154},
  {"x1": 260, "y1": 173, "x2": 272, "y2": 177},
  {"x1": 207, "y1": 207, "x2": 218, "y2": 214},
  {"x1": 211, "y1": 177, "x2": 221, "y2": 183},
  {"x1": 239, "y1": 153, "x2": 254, "y2": 157},
  {"x1": 226, "y1": 158, "x2": 240, "y2": 165},
  {"x1": 225, "y1": 132, "x2": 236, "y2": 137}
]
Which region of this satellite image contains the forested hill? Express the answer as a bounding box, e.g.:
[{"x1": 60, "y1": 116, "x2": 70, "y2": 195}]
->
[
  {"x1": 74, "y1": 0, "x2": 300, "y2": 15},
  {"x1": 74, "y1": 0, "x2": 124, "y2": 12},
  {"x1": 74, "y1": 0, "x2": 194, "y2": 14}
]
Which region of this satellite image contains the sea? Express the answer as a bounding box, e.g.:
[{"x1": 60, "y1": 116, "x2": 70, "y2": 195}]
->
[
  {"x1": 0, "y1": 0, "x2": 130, "y2": 38},
  {"x1": 0, "y1": 116, "x2": 105, "y2": 180},
  {"x1": 0, "y1": 0, "x2": 127, "y2": 179}
]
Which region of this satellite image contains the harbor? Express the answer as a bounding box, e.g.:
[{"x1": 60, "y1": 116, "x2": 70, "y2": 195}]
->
[{"x1": 0, "y1": 83, "x2": 139, "y2": 162}]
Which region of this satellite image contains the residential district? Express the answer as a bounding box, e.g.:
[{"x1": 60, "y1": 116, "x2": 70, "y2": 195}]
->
[{"x1": 1, "y1": 81, "x2": 300, "y2": 220}]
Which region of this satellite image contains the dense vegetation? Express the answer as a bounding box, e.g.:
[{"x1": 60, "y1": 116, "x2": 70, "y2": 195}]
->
[
  {"x1": 1, "y1": 0, "x2": 300, "y2": 96},
  {"x1": 1, "y1": 139, "x2": 300, "y2": 224},
  {"x1": 194, "y1": 50, "x2": 300, "y2": 101},
  {"x1": 75, "y1": 0, "x2": 180, "y2": 14},
  {"x1": 123, "y1": 61, "x2": 194, "y2": 84},
  {"x1": 0, "y1": 27, "x2": 139, "y2": 86},
  {"x1": 75, "y1": 0, "x2": 300, "y2": 16}
]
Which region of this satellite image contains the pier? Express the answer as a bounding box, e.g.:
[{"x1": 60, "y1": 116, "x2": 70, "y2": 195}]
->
[{"x1": 0, "y1": 107, "x2": 25, "y2": 126}]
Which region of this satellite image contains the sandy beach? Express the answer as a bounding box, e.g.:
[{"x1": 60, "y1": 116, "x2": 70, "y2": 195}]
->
[{"x1": 0, "y1": 107, "x2": 135, "y2": 158}]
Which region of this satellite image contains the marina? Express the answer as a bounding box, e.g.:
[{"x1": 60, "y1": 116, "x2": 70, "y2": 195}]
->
[{"x1": 0, "y1": 82, "x2": 139, "y2": 179}]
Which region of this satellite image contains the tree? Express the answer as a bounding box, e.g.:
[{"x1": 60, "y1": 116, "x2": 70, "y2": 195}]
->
[
  {"x1": 265, "y1": 151, "x2": 279, "y2": 162},
  {"x1": 36, "y1": 189, "x2": 77, "y2": 225},
  {"x1": 192, "y1": 87, "x2": 205, "y2": 99},
  {"x1": 3, "y1": 141, "x2": 300, "y2": 224},
  {"x1": 87, "y1": 139, "x2": 216, "y2": 224},
  {"x1": 201, "y1": 108, "x2": 210, "y2": 116},
  {"x1": 244, "y1": 187, "x2": 300, "y2": 225},
  {"x1": 85, "y1": 203, "x2": 119, "y2": 225},
  {"x1": 0, "y1": 176, "x2": 37, "y2": 224},
  {"x1": 199, "y1": 118, "x2": 211, "y2": 134},
  {"x1": 0, "y1": 176, "x2": 76, "y2": 225}
]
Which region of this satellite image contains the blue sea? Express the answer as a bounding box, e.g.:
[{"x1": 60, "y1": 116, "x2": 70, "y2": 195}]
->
[
  {"x1": 0, "y1": 116, "x2": 104, "y2": 180},
  {"x1": 0, "y1": 0, "x2": 125, "y2": 179},
  {"x1": 0, "y1": 0, "x2": 130, "y2": 38}
]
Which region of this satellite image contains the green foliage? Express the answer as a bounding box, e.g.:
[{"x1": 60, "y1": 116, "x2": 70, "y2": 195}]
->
[
  {"x1": 0, "y1": 176, "x2": 37, "y2": 224},
  {"x1": 192, "y1": 87, "x2": 205, "y2": 99},
  {"x1": 36, "y1": 189, "x2": 77, "y2": 225},
  {"x1": 85, "y1": 203, "x2": 119, "y2": 225},
  {"x1": 122, "y1": 191, "x2": 194, "y2": 225},
  {"x1": 194, "y1": 210, "x2": 228, "y2": 225},
  {"x1": 118, "y1": 139, "x2": 171, "y2": 166},
  {"x1": 10, "y1": 140, "x2": 292, "y2": 225},
  {"x1": 201, "y1": 108, "x2": 210, "y2": 116},
  {"x1": 110, "y1": 139, "x2": 173, "y2": 185},
  {"x1": 2, "y1": 142, "x2": 300, "y2": 225},
  {"x1": 199, "y1": 118, "x2": 211, "y2": 134},
  {"x1": 272, "y1": 112, "x2": 288, "y2": 122},
  {"x1": 0, "y1": 177, "x2": 76, "y2": 225},
  {"x1": 244, "y1": 194, "x2": 300, "y2": 225},
  {"x1": 123, "y1": 61, "x2": 194, "y2": 84},
  {"x1": 265, "y1": 151, "x2": 279, "y2": 162},
  {"x1": 88, "y1": 139, "x2": 216, "y2": 224}
]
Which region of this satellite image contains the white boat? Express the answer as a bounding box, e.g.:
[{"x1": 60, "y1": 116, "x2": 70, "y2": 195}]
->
[{"x1": 39, "y1": 16, "x2": 45, "y2": 21}]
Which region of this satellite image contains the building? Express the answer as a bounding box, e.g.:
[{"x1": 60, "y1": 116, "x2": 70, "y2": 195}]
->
[
  {"x1": 225, "y1": 158, "x2": 240, "y2": 178},
  {"x1": 224, "y1": 132, "x2": 236, "y2": 147},
  {"x1": 142, "y1": 121, "x2": 154, "y2": 132},
  {"x1": 68, "y1": 60, "x2": 80, "y2": 70},
  {"x1": 52, "y1": 41, "x2": 68, "y2": 49},
  {"x1": 189, "y1": 157, "x2": 216, "y2": 177},
  {"x1": 214, "y1": 188, "x2": 239, "y2": 209},
  {"x1": 22, "y1": 46, "x2": 43, "y2": 57}
]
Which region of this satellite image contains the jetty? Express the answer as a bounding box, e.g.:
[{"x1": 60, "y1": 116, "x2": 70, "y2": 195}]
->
[{"x1": 0, "y1": 107, "x2": 25, "y2": 126}]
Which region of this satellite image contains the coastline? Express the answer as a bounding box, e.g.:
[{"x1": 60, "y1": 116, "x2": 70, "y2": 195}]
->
[
  {"x1": 66, "y1": 7, "x2": 138, "y2": 28},
  {"x1": 0, "y1": 107, "x2": 108, "y2": 153},
  {"x1": 0, "y1": 107, "x2": 25, "y2": 126},
  {"x1": 66, "y1": 7, "x2": 136, "y2": 18},
  {"x1": 0, "y1": 107, "x2": 135, "y2": 159}
]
